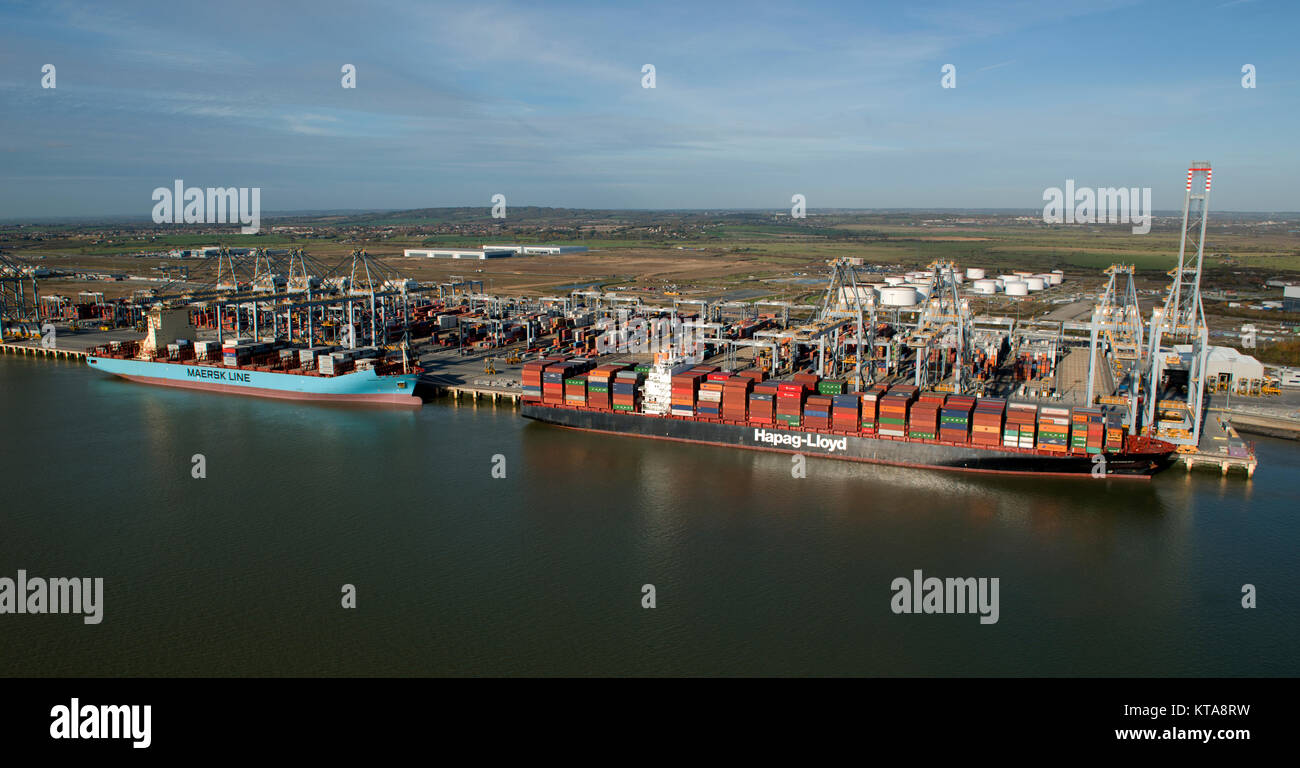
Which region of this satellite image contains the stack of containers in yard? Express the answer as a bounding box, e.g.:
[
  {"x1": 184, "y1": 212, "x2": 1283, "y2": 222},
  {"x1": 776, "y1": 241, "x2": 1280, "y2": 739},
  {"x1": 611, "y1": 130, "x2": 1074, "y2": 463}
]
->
[
  {"x1": 564, "y1": 373, "x2": 588, "y2": 406},
  {"x1": 696, "y1": 373, "x2": 728, "y2": 418},
  {"x1": 612, "y1": 370, "x2": 641, "y2": 411},
  {"x1": 1005, "y1": 403, "x2": 1038, "y2": 448},
  {"x1": 1037, "y1": 406, "x2": 1071, "y2": 452},
  {"x1": 722, "y1": 376, "x2": 753, "y2": 421},
  {"x1": 831, "y1": 393, "x2": 860, "y2": 431},
  {"x1": 739, "y1": 369, "x2": 767, "y2": 383},
  {"x1": 803, "y1": 395, "x2": 833, "y2": 431},
  {"x1": 748, "y1": 381, "x2": 777, "y2": 424},
  {"x1": 818, "y1": 379, "x2": 846, "y2": 396},
  {"x1": 908, "y1": 395, "x2": 940, "y2": 439},
  {"x1": 1071, "y1": 407, "x2": 1104, "y2": 453},
  {"x1": 971, "y1": 398, "x2": 1005, "y2": 447},
  {"x1": 1104, "y1": 411, "x2": 1124, "y2": 453},
  {"x1": 878, "y1": 386, "x2": 917, "y2": 438},
  {"x1": 670, "y1": 366, "x2": 701, "y2": 417},
  {"x1": 940, "y1": 394, "x2": 976, "y2": 443},
  {"x1": 775, "y1": 381, "x2": 807, "y2": 427},
  {"x1": 860, "y1": 384, "x2": 887, "y2": 433}
]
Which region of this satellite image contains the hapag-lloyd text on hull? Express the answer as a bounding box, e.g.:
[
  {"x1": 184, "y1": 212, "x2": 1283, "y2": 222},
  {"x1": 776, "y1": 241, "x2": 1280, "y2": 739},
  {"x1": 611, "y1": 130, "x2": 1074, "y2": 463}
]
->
[{"x1": 751, "y1": 428, "x2": 848, "y2": 453}]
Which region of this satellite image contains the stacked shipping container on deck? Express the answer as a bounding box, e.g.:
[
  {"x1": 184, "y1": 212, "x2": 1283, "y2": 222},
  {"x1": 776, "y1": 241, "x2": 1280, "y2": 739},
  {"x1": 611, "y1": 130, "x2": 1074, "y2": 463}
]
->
[
  {"x1": 803, "y1": 394, "x2": 833, "y2": 431},
  {"x1": 612, "y1": 369, "x2": 641, "y2": 411},
  {"x1": 1105, "y1": 412, "x2": 1124, "y2": 453},
  {"x1": 971, "y1": 398, "x2": 1005, "y2": 448},
  {"x1": 1037, "y1": 406, "x2": 1070, "y2": 452},
  {"x1": 564, "y1": 373, "x2": 588, "y2": 406},
  {"x1": 722, "y1": 375, "x2": 753, "y2": 421},
  {"x1": 697, "y1": 372, "x2": 729, "y2": 418},
  {"x1": 775, "y1": 381, "x2": 806, "y2": 427},
  {"x1": 878, "y1": 385, "x2": 917, "y2": 437},
  {"x1": 670, "y1": 366, "x2": 699, "y2": 417},
  {"x1": 860, "y1": 384, "x2": 887, "y2": 433},
  {"x1": 749, "y1": 381, "x2": 777, "y2": 424},
  {"x1": 940, "y1": 394, "x2": 976, "y2": 443},
  {"x1": 1072, "y1": 407, "x2": 1105, "y2": 454},
  {"x1": 1005, "y1": 403, "x2": 1038, "y2": 449},
  {"x1": 831, "y1": 393, "x2": 860, "y2": 432},
  {"x1": 908, "y1": 392, "x2": 944, "y2": 440}
]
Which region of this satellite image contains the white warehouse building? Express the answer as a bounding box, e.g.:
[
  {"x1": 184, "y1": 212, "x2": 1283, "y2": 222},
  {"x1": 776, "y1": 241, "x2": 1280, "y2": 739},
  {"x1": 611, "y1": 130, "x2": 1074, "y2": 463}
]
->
[
  {"x1": 482, "y1": 244, "x2": 588, "y2": 255},
  {"x1": 403, "y1": 248, "x2": 515, "y2": 260}
]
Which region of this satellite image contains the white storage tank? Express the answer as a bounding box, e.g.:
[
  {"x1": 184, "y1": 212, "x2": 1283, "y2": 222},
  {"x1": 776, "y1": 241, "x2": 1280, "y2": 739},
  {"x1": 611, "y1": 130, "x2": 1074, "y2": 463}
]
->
[
  {"x1": 906, "y1": 283, "x2": 932, "y2": 299},
  {"x1": 1048, "y1": 270, "x2": 1064, "y2": 285},
  {"x1": 879, "y1": 287, "x2": 919, "y2": 306},
  {"x1": 972, "y1": 279, "x2": 998, "y2": 294},
  {"x1": 885, "y1": 276, "x2": 906, "y2": 286},
  {"x1": 837, "y1": 286, "x2": 877, "y2": 305},
  {"x1": 1026, "y1": 276, "x2": 1046, "y2": 291},
  {"x1": 966, "y1": 267, "x2": 986, "y2": 280},
  {"x1": 1005, "y1": 281, "x2": 1029, "y2": 296},
  {"x1": 1014, "y1": 270, "x2": 1034, "y2": 278}
]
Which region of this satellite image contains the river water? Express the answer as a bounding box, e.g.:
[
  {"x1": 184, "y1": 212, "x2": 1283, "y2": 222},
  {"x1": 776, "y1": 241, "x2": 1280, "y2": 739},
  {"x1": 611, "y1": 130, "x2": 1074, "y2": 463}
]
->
[{"x1": 0, "y1": 355, "x2": 1295, "y2": 676}]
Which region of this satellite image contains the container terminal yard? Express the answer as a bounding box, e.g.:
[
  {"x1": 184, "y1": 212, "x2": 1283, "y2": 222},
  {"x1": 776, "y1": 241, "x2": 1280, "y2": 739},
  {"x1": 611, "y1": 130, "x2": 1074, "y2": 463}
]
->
[{"x1": 2, "y1": 167, "x2": 1285, "y2": 478}]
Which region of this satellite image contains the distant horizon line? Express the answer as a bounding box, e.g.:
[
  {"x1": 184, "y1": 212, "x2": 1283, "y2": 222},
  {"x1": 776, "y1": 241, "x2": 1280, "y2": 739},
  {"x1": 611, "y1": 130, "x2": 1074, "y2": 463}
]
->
[{"x1": 3, "y1": 205, "x2": 1299, "y2": 226}]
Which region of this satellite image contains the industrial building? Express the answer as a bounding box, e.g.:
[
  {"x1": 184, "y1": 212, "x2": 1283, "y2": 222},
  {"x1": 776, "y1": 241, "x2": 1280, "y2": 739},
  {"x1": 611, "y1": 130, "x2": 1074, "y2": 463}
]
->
[
  {"x1": 1177, "y1": 344, "x2": 1266, "y2": 394},
  {"x1": 1284, "y1": 285, "x2": 1300, "y2": 312},
  {"x1": 482, "y1": 244, "x2": 588, "y2": 255},
  {"x1": 403, "y1": 248, "x2": 515, "y2": 260}
]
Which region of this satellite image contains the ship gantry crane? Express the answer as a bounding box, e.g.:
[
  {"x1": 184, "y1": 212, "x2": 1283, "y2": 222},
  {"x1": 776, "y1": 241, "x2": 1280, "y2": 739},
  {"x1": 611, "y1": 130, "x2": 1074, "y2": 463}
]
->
[
  {"x1": 906, "y1": 261, "x2": 973, "y2": 393},
  {"x1": 1086, "y1": 264, "x2": 1145, "y2": 432},
  {"x1": 1142, "y1": 162, "x2": 1213, "y2": 447}
]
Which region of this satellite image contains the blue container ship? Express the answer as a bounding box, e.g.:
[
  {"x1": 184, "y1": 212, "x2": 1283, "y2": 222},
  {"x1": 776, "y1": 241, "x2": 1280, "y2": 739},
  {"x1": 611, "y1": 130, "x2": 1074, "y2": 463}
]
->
[{"x1": 87, "y1": 339, "x2": 421, "y2": 406}]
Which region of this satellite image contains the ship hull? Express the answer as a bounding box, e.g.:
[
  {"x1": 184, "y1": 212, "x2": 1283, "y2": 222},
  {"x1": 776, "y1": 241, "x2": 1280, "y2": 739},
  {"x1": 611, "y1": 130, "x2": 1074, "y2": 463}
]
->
[
  {"x1": 521, "y1": 404, "x2": 1174, "y2": 478},
  {"x1": 87, "y1": 356, "x2": 422, "y2": 406}
]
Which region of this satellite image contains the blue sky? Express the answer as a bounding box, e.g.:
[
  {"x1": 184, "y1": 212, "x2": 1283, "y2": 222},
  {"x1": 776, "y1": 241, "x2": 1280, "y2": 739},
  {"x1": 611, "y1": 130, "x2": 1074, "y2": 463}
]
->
[{"x1": 0, "y1": 0, "x2": 1295, "y2": 217}]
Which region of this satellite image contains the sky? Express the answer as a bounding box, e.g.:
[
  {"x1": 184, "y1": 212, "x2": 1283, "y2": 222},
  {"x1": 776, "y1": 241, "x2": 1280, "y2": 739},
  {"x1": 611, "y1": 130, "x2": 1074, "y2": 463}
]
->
[{"x1": 0, "y1": 0, "x2": 1295, "y2": 218}]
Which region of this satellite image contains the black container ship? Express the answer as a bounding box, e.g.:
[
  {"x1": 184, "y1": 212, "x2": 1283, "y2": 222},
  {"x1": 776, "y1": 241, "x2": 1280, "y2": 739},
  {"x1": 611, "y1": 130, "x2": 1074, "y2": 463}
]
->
[{"x1": 519, "y1": 355, "x2": 1177, "y2": 480}]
